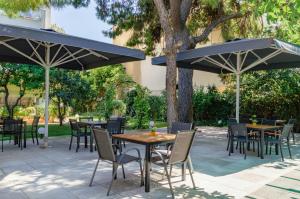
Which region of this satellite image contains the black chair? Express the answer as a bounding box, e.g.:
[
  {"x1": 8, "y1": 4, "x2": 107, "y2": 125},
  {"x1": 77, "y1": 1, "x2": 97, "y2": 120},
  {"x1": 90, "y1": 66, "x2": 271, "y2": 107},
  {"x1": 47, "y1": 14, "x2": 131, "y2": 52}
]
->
[
  {"x1": 89, "y1": 128, "x2": 143, "y2": 196},
  {"x1": 69, "y1": 119, "x2": 90, "y2": 152},
  {"x1": 1, "y1": 119, "x2": 23, "y2": 152},
  {"x1": 151, "y1": 131, "x2": 196, "y2": 198},
  {"x1": 229, "y1": 123, "x2": 260, "y2": 159},
  {"x1": 28, "y1": 116, "x2": 40, "y2": 145},
  {"x1": 265, "y1": 124, "x2": 294, "y2": 161},
  {"x1": 226, "y1": 118, "x2": 237, "y2": 151},
  {"x1": 288, "y1": 119, "x2": 297, "y2": 144}
]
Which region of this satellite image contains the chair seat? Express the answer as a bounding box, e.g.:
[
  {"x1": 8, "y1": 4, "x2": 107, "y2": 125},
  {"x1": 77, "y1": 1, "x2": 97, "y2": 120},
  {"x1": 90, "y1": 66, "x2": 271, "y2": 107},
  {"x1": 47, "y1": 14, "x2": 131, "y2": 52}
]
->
[{"x1": 116, "y1": 154, "x2": 140, "y2": 164}]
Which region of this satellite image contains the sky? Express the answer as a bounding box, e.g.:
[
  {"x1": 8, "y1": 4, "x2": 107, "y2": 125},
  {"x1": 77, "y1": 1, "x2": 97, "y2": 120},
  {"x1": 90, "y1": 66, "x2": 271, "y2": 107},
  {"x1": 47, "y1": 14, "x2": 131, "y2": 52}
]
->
[{"x1": 51, "y1": 1, "x2": 112, "y2": 43}]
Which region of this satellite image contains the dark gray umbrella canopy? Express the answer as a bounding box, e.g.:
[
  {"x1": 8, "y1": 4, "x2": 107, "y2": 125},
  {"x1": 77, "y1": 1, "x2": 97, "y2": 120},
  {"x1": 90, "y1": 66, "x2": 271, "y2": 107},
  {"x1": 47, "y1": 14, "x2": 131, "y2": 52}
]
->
[
  {"x1": 152, "y1": 38, "x2": 300, "y2": 122},
  {"x1": 0, "y1": 23, "x2": 145, "y2": 70},
  {"x1": 0, "y1": 23, "x2": 145, "y2": 146},
  {"x1": 152, "y1": 38, "x2": 300, "y2": 74}
]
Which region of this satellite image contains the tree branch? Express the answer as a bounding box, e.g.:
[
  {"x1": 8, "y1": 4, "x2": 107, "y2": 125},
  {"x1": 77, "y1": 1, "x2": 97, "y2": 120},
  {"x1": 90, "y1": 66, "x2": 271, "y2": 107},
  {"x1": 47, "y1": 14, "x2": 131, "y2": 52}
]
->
[
  {"x1": 193, "y1": 12, "x2": 250, "y2": 44},
  {"x1": 180, "y1": 0, "x2": 192, "y2": 23},
  {"x1": 153, "y1": 0, "x2": 172, "y2": 34}
]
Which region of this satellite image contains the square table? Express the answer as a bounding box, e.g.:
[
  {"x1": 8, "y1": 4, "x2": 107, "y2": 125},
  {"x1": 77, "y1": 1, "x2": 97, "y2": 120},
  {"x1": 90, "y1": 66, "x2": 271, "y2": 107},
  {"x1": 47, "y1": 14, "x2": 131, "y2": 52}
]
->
[
  {"x1": 246, "y1": 124, "x2": 282, "y2": 159},
  {"x1": 78, "y1": 121, "x2": 107, "y2": 152},
  {"x1": 112, "y1": 132, "x2": 176, "y2": 192}
]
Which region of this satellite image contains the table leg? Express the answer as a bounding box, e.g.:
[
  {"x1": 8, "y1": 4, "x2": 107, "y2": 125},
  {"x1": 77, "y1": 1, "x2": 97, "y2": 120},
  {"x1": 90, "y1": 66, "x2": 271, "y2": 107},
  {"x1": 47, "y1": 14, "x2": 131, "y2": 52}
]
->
[
  {"x1": 90, "y1": 126, "x2": 93, "y2": 152},
  {"x1": 145, "y1": 145, "x2": 151, "y2": 192},
  {"x1": 261, "y1": 130, "x2": 264, "y2": 159}
]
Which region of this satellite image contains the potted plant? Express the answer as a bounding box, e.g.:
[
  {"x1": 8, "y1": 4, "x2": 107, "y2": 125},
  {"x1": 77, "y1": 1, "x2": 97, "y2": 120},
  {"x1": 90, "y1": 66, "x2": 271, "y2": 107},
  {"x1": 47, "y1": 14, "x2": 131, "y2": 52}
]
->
[
  {"x1": 150, "y1": 127, "x2": 157, "y2": 136},
  {"x1": 250, "y1": 115, "x2": 258, "y2": 125}
]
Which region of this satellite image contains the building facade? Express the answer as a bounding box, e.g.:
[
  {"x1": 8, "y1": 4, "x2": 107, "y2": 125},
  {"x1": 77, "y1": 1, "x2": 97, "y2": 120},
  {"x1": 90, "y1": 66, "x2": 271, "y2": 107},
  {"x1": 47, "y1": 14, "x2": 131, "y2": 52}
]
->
[{"x1": 113, "y1": 28, "x2": 224, "y2": 95}]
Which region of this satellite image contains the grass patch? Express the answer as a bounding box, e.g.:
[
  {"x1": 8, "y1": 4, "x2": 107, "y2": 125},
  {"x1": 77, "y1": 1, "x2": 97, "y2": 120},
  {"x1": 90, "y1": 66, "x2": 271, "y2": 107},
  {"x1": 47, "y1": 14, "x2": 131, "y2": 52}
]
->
[{"x1": 37, "y1": 124, "x2": 70, "y2": 137}]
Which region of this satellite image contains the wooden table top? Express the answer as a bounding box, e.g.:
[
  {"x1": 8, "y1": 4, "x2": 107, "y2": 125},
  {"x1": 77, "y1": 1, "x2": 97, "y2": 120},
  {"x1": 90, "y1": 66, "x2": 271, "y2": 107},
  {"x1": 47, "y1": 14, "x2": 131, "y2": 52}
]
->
[
  {"x1": 112, "y1": 132, "x2": 176, "y2": 145},
  {"x1": 246, "y1": 124, "x2": 282, "y2": 130}
]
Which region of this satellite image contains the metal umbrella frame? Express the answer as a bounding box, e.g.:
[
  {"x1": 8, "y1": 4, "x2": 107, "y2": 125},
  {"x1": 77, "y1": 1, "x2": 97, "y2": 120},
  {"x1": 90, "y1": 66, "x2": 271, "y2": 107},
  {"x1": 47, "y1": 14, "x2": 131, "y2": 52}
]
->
[
  {"x1": 0, "y1": 23, "x2": 145, "y2": 147},
  {"x1": 152, "y1": 38, "x2": 300, "y2": 122}
]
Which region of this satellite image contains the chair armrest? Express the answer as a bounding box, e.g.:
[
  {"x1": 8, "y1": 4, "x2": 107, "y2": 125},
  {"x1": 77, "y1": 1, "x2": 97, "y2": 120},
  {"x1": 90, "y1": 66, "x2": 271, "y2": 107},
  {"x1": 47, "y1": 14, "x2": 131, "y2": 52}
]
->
[{"x1": 152, "y1": 150, "x2": 168, "y2": 165}]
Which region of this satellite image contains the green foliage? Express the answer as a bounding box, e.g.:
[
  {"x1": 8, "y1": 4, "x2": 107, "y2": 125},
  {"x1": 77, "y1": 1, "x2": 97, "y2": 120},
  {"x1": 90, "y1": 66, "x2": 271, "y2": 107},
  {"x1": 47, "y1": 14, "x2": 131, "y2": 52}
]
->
[
  {"x1": 0, "y1": 0, "x2": 47, "y2": 16},
  {"x1": 97, "y1": 83, "x2": 116, "y2": 119},
  {"x1": 133, "y1": 85, "x2": 150, "y2": 129},
  {"x1": 50, "y1": 68, "x2": 92, "y2": 124},
  {"x1": 148, "y1": 92, "x2": 166, "y2": 121},
  {"x1": 193, "y1": 86, "x2": 234, "y2": 126}
]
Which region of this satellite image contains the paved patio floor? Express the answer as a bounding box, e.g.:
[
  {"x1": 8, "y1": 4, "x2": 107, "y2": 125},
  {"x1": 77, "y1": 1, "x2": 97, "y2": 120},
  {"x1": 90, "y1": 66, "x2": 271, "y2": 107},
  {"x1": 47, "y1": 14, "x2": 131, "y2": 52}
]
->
[{"x1": 0, "y1": 127, "x2": 300, "y2": 199}]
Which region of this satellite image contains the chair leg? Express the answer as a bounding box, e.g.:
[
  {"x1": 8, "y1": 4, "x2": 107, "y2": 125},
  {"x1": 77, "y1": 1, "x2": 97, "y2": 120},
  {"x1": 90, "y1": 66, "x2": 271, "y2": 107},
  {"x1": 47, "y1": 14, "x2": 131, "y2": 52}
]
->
[
  {"x1": 2, "y1": 135, "x2": 3, "y2": 152},
  {"x1": 164, "y1": 164, "x2": 174, "y2": 199},
  {"x1": 244, "y1": 142, "x2": 247, "y2": 160},
  {"x1": 265, "y1": 141, "x2": 268, "y2": 154},
  {"x1": 188, "y1": 155, "x2": 194, "y2": 173},
  {"x1": 35, "y1": 132, "x2": 39, "y2": 145},
  {"x1": 138, "y1": 160, "x2": 144, "y2": 186},
  {"x1": 226, "y1": 137, "x2": 230, "y2": 151},
  {"x1": 69, "y1": 135, "x2": 73, "y2": 150},
  {"x1": 257, "y1": 142, "x2": 260, "y2": 157},
  {"x1": 31, "y1": 131, "x2": 34, "y2": 144},
  {"x1": 287, "y1": 140, "x2": 292, "y2": 159},
  {"x1": 121, "y1": 164, "x2": 126, "y2": 179},
  {"x1": 279, "y1": 142, "x2": 284, "y2": 161},
  {"x1": 107, "y1": 164, "x2": 119, "y2": 196},
  {"x1": 89, "y1": 158, "x2": 100, "y2": 186},
  {"x1": 169, "y1": 165, "x2": 173, "y2": 178},
  {"x1": 188, "y1": 161, "x2": 196, "y2": 189},
  {"x1": 76, "y1": 136, "x2": 80, "y2": 152},
  {"x1": 292, "y1": 132, "x2": 295, "y2": 144}
]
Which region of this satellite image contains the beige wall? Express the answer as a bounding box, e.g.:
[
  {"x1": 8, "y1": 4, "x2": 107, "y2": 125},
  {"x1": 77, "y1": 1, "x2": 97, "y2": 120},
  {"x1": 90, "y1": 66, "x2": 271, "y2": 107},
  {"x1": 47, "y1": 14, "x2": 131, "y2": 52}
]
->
[{"x1": 113, "y1": 28, "x2": 224, "y2": 95}]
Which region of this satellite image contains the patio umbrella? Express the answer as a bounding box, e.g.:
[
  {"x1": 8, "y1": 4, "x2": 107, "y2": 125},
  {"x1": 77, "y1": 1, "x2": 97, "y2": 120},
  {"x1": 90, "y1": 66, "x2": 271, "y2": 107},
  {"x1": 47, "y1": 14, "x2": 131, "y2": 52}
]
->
[
  {"x1": 152, "y1": 38, "x2": 300, "y2": 122},
  {"x1": 0, "y1": 23, "x2": 145, "y2": 147}
]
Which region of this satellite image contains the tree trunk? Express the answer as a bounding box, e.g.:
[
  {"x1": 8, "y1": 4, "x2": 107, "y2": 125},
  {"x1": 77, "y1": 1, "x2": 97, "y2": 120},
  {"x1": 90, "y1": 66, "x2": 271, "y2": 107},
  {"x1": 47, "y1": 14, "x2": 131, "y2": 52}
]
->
[
  {"x1": 178, "y1": 69, "x2": 193, "y2": 122},
  {"x1": 165, "y1": 39, "x2": 178, "y2": 129},
  {"x1": 177, "y1": 29, "x2": 194, "y2": 123}
]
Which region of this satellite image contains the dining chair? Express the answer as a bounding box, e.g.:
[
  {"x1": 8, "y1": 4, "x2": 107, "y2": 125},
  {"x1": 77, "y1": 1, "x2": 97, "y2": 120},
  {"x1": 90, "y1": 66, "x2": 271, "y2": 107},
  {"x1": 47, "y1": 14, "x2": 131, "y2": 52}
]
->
[
  {"x1": 89, "y1": 128, "x2": 144, "y2": 196},
  {"x1": 1, "y1": 119, "x2": 23, "y2": 152},
  {"x1": 28, "y1": 116, "x2": 40, "y2": 145},
  {"x1": 288, "y1": 118, "x2": 297, "y2": 144},
  {"x1": 69, "y1": 119, "x2": 90, "y2": 152},
  {"x1": 151, "y1": 131, "x2": 196, "y2": 198},
  {"x1": 229, "y1": 123, "x2": 260, "y2": 159},
  {"x1": 226, "y1": 118, "x2": 237, "y2": 151},
  {"x1": 264, "y1": 124, "x2": 294, "y2": 161}
]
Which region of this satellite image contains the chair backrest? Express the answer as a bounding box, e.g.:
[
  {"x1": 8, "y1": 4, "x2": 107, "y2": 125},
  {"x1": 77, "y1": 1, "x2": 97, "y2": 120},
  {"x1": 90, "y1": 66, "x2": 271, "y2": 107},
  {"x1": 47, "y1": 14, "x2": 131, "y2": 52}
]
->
[
  {"x1": 281, "y1": 124, "x2": 294, "y2": 138},
  {"x1": 227, "y1": 118, "x2": 237, "y2": 136},
  {"x1": 92, "y1": 128, "x2": 115, "y2": 162},
  {"x1": 69, "y1": 119, "x2": 80, "y2": 133},
  {"x1": 110, "y1": 116, "x2": 126, "y2": 133},
  {"x1": 170, "y1": 122, "x2": 193, "y2": 134},
  {"x1": 230, "y1": 123, "x2": 248, "y2": 137},
  {"x1": 261, "y1": 119, "x2": 276, "y2": 125},
  {"x1": 168, "y1": 131, "x2": 196, "y2": 164},
  {"x1": 3, "y1": 119, "x2": 16, "y2": 133},
  {"x1": 32, "y1": 116, "x2": 40, "y2": 131},
  {"x1": 14, "y1": 119, "x2": 23, "y2": 134},
  {"x1": 288, "y1": 118, "x2": 297, "y2": 125},
  {"x1": 107, "y1": 119, "x2": 121, "y2": 135},
  {"x1": 79, "y1": 117, "x2": 93, "y2": 122}
]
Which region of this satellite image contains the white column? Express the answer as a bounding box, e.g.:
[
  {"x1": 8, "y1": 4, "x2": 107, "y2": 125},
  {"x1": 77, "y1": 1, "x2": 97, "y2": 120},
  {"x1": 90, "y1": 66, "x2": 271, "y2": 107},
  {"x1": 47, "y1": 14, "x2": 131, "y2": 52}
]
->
[{"x1": 236, "y1": 53, "x2": 241, "y2": 123}]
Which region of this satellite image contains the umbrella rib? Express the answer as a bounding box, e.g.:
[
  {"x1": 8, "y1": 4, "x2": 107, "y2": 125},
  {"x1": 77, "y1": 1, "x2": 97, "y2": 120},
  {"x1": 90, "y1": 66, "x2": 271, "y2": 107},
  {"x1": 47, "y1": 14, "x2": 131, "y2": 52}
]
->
[
  {"x1": 249, "y1": 50, "x2": 268, "y2": 65},
  {"x1": 51, "y1": 48, "x2": 85, "y2": 67},
  {"x1": 50, "y1": 44, "x2": 64, "y2": 65},
  {"x1": 240, "y1": 51, "x2": 249, "y2": 69},
  {"x1": 26, "y1": 39, "x2": 46, "y2": 66},
  {"x1": 206, "y1": 56, "x2": 235, "y2": 73},
  {"x1": 241, "y1": 49, "x2": 282, "y2": 73},
  {"x1": 88, "y1": 50, "x2": 109, "y2": 60},
  {"x1": 191, "y1": 57, "x2": 206, "y2": 64},
  {"x1": 218, "y1": 54, "x2": 235, "y2": 71},
  {"x1": 0, "y1": 41, "x2": 43, "y2": 66},
  {"x1": 62, "y1": 46, "x2": 85, "y2": 68},
  {"x1": 52, "y1": 51, "x2": 92, "y2": 67}
]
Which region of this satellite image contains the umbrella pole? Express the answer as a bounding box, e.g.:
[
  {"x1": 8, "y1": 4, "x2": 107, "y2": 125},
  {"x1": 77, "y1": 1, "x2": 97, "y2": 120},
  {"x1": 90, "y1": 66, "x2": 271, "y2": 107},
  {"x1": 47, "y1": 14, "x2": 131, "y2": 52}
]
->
[
  {"x1": 236, "y1": 53, "x2": 241, "y2": 123},
  {"x1": 43, "y1": 66, "x2": 49, "y2": 148}
]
